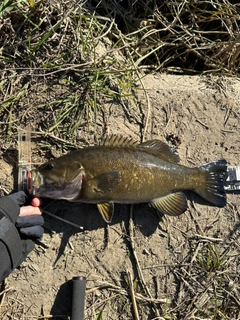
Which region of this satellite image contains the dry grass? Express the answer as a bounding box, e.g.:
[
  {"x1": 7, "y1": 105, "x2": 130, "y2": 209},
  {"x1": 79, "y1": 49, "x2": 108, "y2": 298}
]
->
[
  {"x1": 1, "y1": 0, "x2": 239, "y2": 143},
  {"x1": 90, "y1": 0, "x2": 240, "y2": 74}
]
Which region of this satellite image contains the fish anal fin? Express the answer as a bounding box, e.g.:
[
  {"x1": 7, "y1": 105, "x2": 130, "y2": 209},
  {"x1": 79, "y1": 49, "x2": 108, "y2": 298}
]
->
[
  {"x1": 140, "y1": 140, "x2": 180, "y2": 163},
  {"x1": 151, "y1": 192, "x2": 188, "y2": 216},
  {"x1": 97, "y1": 202, "x2": 114, "y2": 223},
  {"x1": 100, "y1": 135, "x2": 138, "y2": 147}
]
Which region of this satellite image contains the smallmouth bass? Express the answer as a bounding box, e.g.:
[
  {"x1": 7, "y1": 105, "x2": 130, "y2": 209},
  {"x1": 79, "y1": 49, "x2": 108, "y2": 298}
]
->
[{"x1": 31, "y1": 136, "x2": 227, "y2": 222}]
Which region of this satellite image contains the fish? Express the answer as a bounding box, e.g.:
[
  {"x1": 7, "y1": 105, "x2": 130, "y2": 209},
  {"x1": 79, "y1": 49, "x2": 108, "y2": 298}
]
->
[{"x1": 31, "y1": 135, "x2": 227, "y2": 223}]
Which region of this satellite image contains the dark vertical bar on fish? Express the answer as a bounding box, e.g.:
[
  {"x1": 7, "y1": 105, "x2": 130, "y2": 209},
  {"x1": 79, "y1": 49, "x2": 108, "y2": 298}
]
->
[{"x1": 71, "y1": 276, "x2": 86, "y2": 320}]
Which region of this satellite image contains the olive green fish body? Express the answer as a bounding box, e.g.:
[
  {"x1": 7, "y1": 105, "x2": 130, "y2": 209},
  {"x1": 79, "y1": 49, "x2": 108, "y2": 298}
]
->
[
  {"x1": 31, "y1": 136, "x2": 227, "y2": 222},
  {"x1": 68, "y1": 146, "x2": 199, "y2": 202}
]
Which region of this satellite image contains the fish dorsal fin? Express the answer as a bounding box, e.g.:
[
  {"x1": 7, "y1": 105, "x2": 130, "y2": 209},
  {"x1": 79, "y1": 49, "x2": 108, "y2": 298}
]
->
[
  {"x1": 97, "y1": 202, "x2": 114, "y2": 223},
  {"x1": 100, "y1": 135, "x2": 138, "y2": 147},
  {"x1": 139, "y1": 140, "x2": 180, "y2": 163},
  {"x1": 100, "y1": 136, "x2": 180, "y2": 163},
  {"x1": 151, "y1": 192, "x2": 187, "y2": 216}
]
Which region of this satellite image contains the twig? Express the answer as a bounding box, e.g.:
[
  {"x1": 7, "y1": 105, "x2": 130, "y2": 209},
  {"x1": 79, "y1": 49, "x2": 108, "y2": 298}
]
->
[
  {"x1": 24, "y1": 316, "x2": 68, "y2": 319},
  {"x1": 142, "y1": 263, "x2": 191, "y2": 270},
  {"x1": 194, "y1": 234, "x2": 223, "y2": 242},
  {"x1": 86, "y1": 283, "x2": 167, "y2": 304},
  {"x1": 162, "y1": 104, "x2": 173, "y2": 133},
  {"x1": 0, "y1": 286, "x2": 13, "y2": 297},
  {"x1": 0, "y1": 291, "x2": 5, "y2": 310},
  {"x1": 221, "y1": 287, "x2": 240, "y2": 308},
  {"x1": 129, "y1": 205, "x2": 161, "y2": 318},
  {"x1": 221, "y1": 129, "x2": 236, "y2": 133},
  {"x1": 126, "y1": 270, "x2": 140, "y2": 320},
  {"x1": 140, "y1": 78, "x2": 152, "y2": 142},
  {"x1": 195, "y1": 119, "x2": 209, "y2": 129},
  {"x1": 0, "y1": 282, "x2": 12, "y2": 310},
  {"x1": 85, "y1": 293, "x2": 119, "y2": 312}
]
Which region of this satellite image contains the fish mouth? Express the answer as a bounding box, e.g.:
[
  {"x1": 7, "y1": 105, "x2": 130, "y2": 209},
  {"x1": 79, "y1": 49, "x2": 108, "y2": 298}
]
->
[{"x1": 31, "y1": 170, "x2": 83, "y2": 201}]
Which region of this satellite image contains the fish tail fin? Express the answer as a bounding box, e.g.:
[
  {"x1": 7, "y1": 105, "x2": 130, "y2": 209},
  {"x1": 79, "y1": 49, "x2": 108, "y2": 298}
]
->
[{"x1": 196, "y1": 159, "x2": 227, "y2": 207}]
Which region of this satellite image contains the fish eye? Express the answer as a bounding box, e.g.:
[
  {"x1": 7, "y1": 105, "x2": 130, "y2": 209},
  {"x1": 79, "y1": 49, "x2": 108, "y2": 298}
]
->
[{"x1": 46, "y1": 163, "x2": 54, "y2": 170}]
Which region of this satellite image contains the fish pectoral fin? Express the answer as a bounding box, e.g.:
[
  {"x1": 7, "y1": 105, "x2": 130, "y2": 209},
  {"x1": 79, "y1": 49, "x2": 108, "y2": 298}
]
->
[
  {"x1": 151, "y1": 192, "x2": 188, "y2": 216},
  {"x1": 90, "y1": 170, "x2": 121, "y2": 194},
  {"x1": 97, "y1": 202, "x2": 114, "y2": 223}
]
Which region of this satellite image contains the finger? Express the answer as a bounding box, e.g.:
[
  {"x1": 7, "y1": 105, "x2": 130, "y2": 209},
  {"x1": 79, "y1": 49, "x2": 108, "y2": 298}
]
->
[
  {"x1": 16, "y1": 215, "x2": 44, "y2": 227},
  {"x1": 20, "y1": 206, "x2": 42, "y2": 217},
  {"x1": 19, "y1": 226, "x2": 44, "y2": 238},
  {"x1": 31, "y1": 197, "x2": 42, "y2": 207}
]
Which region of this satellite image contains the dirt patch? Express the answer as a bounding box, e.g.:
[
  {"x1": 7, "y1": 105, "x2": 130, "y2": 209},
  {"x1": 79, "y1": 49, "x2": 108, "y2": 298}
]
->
[{"x1": 1, "y1": 74, "x2": 240, "y2": 319}]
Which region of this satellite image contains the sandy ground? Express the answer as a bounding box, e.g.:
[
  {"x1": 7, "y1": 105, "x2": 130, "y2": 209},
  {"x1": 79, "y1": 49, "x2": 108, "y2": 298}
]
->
[{"x1": 0, "y1": 74, "x2": 240, "y2": 320}]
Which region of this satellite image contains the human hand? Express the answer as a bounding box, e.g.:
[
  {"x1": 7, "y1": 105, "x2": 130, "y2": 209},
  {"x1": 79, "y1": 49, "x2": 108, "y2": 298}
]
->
[
  {"x1": 16, "y1": 197, "x2": 44, "y2": 238},
  {"x1": 0, "y1": 193, "x2": 44, "y2": 281}
]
